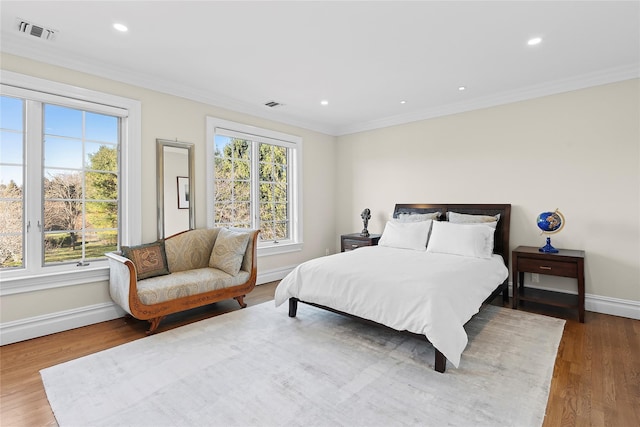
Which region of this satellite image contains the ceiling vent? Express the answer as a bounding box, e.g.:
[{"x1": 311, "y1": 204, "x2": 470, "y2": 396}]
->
[
  {"x1": 16, "y1": 18, "x2": 57, "y2": 41},
  {"x1": 264, "y1": 101, "x2": 284, "y2": 108}
]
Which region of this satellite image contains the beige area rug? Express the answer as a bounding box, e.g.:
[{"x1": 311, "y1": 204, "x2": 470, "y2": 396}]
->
[{"x1": 41, "y1": 301, "x2": 565, "y2": 427}]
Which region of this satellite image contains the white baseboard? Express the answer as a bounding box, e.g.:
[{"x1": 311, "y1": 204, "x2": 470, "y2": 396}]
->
[
  {"x1": 3, "y1": 270, "x2": 636, "y2": 346},
  {"x1": 585, "y1": 294, "x2": 640, "y2": 320},
  {"x1": 257, "y1": 264, "x2": 295, "y2": 285},
  {"x1": 0, "y1": 302, "x2": 125, "y2": 346},
  {"x1": 0, "y1": 265, "x2": 297, "y2": 346}
]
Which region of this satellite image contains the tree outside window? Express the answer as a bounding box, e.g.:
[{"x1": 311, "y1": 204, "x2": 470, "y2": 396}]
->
[
  {"x1": 0, "y1": 97, "x2": 120, "y2": 269},
  {"x1": 213, "y1": 136, "x2": 290, "y2": 242},
  {"x1": 207, "y1": 117, "x2": 302, "y2": 255}
]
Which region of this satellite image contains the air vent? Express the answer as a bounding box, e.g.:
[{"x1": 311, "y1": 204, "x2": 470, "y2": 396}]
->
[
  {"x1": 264, "y1": 101, "x2": 284, "y2": 108},
  {"x1": 16, "y1": 18, "x2": 57, "y2": 41}
]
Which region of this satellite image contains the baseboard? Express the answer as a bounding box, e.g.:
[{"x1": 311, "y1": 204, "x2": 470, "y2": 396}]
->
[
  {"x1": 508, "y1": 283, "x2": 639, "y2": 320},
  {"x1": 0, "y1": 302, "x2": 126, "y2": 346},
  {"x1": 4, "y1": 270, "x2": 635, "y2": 346},
  {"x1": 585, "y1": 294, "x2": 640, "y2": 320},
  {"x1": 257, "y1": 264, "x2": 295, "y2": 285},
  {"x1": 1, "y1": 265, "x2": 297, "y2": 345}
]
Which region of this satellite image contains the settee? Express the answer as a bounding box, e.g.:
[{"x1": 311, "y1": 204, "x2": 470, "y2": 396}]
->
[{"x1": 106, "y1": 227, "x2": 259, "y2": 334}]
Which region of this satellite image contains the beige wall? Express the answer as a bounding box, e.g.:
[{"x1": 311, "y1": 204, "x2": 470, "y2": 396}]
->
[
  {"x1": 1, "y1": 52, "x2": 638, "y2": 327},
  {"x1": 336, "y1": 79, "x2": 640, "y2": 302},
  {"x1": 0, "y1": 53, "x2": 337, "y2": 323}
]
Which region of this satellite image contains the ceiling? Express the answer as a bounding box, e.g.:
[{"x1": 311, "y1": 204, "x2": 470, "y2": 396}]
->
[{"x1": 1, "y1": 1, "x2": 638, "y2": 136}]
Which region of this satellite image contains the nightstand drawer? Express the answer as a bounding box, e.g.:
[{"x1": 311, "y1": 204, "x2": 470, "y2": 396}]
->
[
  {"x1": 343, "y1": 239, "x2": 371, "y2": 250},
  {"x1": 340, "y1": 234, "x2": 381, "y2": 252},
  {"x1": 517, "y1": 258, "x2": 578, "y2": 278}
]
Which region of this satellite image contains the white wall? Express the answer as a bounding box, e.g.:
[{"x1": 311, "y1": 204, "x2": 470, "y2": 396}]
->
[
  {"x1": 336, "y1": 79, "x2": 640, "y2": 304},
  {"x1": 0, "y1": 53, "x2": 337, "y2": 327},
  {"x1": 163, "y1": 149, "x2": 190, "y2": 237}
]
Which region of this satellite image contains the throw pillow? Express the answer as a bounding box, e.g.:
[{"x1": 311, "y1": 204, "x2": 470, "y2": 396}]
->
[
  {"x1": 121, "y1": 240, "x2": 170, "y2": 280},
  {"x1": 395, "y1": 212, "x2": 441, "y2": 222},
  {"x1": 209, "y1": 228, "x2": 251, "y2": 276},
  {"x1": 447, "y1": 211, "x2": 500, "y2": 226}
]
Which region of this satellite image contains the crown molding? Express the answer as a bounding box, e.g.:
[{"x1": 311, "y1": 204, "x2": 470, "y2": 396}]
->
[
  {"x1": 0, "y1": 36, "x2": 334, "y2": 135},
  {"x1": 334, "y1": 64, "x2": 640, "y2": 136},
  {"x1": 2, "y1": 35, "x2": 637, "y2": 138}
]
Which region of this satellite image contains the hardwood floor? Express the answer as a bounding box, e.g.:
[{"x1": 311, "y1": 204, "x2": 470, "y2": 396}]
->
[
  {"x1": 1, "y1": 282, "x2": 638, "y2": 427},
  {"x1": 544, "y1": 309, "x2": 640, "y2": 427}
]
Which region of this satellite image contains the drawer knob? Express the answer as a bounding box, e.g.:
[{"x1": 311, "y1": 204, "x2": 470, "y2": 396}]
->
[{"x1": 539, "y1": 266, "x2": 552, "y2": 270}]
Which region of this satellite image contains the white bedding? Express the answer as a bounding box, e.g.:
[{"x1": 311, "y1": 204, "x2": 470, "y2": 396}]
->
[{"x1": 274, "y1": 245, "x2": 508, "y2": 368}]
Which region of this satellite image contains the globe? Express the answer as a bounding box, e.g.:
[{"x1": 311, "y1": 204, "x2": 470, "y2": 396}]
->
[
  {"x1": 537, "y1": 209, "x2": 565, "y2": 253},
  {"x1": 537, "y1": 210, "x2": 564, "y2": 233}
]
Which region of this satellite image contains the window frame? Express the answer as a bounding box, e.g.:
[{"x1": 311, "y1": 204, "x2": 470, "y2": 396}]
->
[
  {"x1": 0, "y1": 71, "x2": 141, "y2": 296},
  {"x1": 206, "y1": 116, "x2": 303, "y2": 256}
]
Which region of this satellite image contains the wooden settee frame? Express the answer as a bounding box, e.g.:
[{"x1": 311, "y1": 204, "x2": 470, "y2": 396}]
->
[{"x1": 107, "y1": 229, "x2": 259, "y2": 334}]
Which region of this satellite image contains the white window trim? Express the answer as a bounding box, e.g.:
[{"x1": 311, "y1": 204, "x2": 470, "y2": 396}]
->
[
  {"x1": 206, "y1": 117, "x2": 303, "y2": 257},
  {"x1": 0, "y1": 70, "x2": 141, "y2": 296}
]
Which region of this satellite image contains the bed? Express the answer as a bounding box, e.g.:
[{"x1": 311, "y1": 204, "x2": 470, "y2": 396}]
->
[{"x1": 274, "y1": 203, "x2": 511, "y2": 373}]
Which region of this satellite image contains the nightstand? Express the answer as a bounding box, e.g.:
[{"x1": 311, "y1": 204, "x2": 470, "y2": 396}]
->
[
  {"x1": 340, "y1": 233, "x2": 381, "y2": 252},
  {"x1": 512, "y1": 246, "x2": 585, "y2": 322}
]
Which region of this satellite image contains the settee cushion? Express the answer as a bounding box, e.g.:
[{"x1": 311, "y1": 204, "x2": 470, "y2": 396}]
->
[
  {"x1": 208, "y1": 228, "x2": 251, "y2": 276},
  {"x1": 165, "y1": 229, "x2": 219, "y2": 273},
  {"x1": 121, "y1": 240, "x2": 170, "y2": 280},
  {"x1": 136, "y1": 268, "x2": 251, "y2": 305}
]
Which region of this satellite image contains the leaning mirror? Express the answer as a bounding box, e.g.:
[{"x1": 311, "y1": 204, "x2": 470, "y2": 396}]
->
[{"x1": 156, "y1": 139, "x2": 195, "y2": 239}]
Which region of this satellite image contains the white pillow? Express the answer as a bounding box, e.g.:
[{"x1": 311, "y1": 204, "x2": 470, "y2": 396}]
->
[
  {"x1": 426, "y1": 221, "x2": 495, "y2": 259},
  {"x1": 378, "y1": 220, "x2": 432, "y2": 251}
]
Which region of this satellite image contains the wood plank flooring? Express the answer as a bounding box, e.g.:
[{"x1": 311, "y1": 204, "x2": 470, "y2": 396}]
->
[{"x1": 1, "y1": 281, "x2": 638, "y2": 427}]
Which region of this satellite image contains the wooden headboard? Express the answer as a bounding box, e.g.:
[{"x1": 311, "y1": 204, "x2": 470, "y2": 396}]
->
[{"x1": 392, "y1": 203, "x2": 511, "y2": 267}]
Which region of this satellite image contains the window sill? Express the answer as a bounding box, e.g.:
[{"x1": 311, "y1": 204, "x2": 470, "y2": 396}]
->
[
  {"x1": 0, "y1": 265, "x2": 110, "y2": 296},
  {"x1": 258, "y1": 242, "x2": 303, "y2": 257},
  {"x1": 0, "y1": 241, "x2": 301, "y2": 296}
]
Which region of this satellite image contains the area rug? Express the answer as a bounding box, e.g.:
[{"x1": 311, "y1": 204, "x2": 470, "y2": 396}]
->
[{"x1": 41, "y1": 301, "x2": 565, "y2": 427}]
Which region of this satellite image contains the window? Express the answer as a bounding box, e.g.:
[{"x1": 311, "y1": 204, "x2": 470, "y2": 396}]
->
[
  {"x1": 206, "y1": 117, "x2": 302, "y2": 256},
  {"x1": 0, "y1": 97, "x2": 24, "y2": 270},
  {"x1": 0, "y1": 71, "x2": 141, "y2": 294}
]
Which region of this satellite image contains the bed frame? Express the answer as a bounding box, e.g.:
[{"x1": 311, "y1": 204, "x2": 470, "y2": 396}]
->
[{"x1": 288, "y1": 203, "x2": 511, "y2": 373}]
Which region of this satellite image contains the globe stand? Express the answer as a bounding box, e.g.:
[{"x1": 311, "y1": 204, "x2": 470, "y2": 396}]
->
[{"x1": 539, "y1": 237, "x2": 559, "y2": 253}]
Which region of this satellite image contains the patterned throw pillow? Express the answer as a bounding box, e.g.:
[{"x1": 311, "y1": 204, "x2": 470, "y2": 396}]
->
[
  {"x1": 448, "y1": 211, "x2": 500, "y2": 228},
  {"x1": 209, "y1": 228, "x2": 251, "y2": 276},
  {"x1": 121, "y1": 240, "x2": 170, "y2": 281},
  {"x1": 395, "y1": 212, "x2": 441, "y2": 222}
]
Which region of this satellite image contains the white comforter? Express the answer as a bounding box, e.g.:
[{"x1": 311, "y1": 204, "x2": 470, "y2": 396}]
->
[{"x1": 274, "y1": 246, "x2": 508, "y2": 368}]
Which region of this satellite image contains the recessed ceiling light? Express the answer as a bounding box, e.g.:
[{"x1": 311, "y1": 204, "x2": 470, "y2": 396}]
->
[
  {"x1": 113, "y1": 23, "x2": 128, "y2": 32},
  {"x1": 458, "y1": 86, "x2": 466, "y2": 91},
  {"x1": 400, "y1": 100, "x2": 407, "y2": 104},
  {"x1": 320, "y1": 100, "x2": 329, "y2": 106},
  {"x1": 527, "y1": 37, "x2": 542, "y2": 46}
]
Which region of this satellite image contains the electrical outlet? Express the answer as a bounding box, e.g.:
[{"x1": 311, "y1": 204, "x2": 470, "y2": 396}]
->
[
  {"x1": 531, "y1": 273, "x2": 540, "y2": 283},
  {"x1": 325, "y1": 248, "x2": 330, "y2": 256}
]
